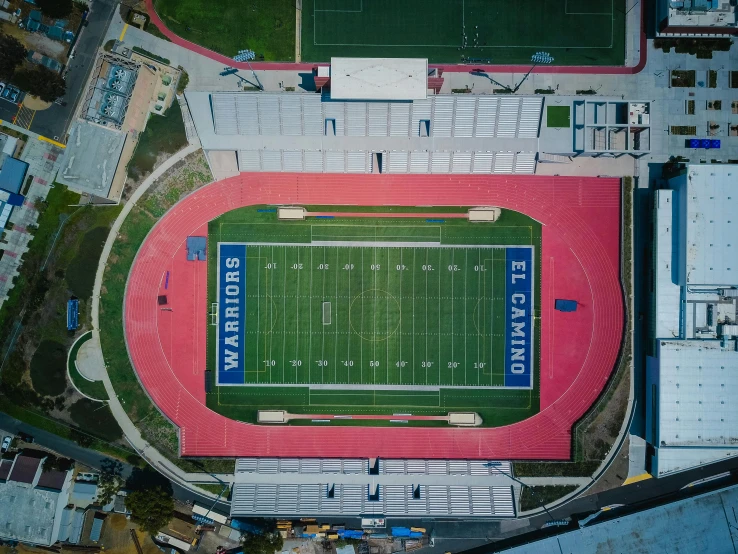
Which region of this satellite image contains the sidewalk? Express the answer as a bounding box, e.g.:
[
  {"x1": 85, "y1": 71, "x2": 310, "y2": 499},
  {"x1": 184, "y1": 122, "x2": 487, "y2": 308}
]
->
[{"x1": 89, "y1": 143, "x2": 232, "y2": 492}]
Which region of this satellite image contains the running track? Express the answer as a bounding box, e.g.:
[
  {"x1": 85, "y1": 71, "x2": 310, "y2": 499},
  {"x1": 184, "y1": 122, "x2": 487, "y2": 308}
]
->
[
  {"x1": 143, "y1": 0, "x2": 646, "y2": 74},
  {"x1": 124, "y1": 174, "x2": 623, "y2": 459}
]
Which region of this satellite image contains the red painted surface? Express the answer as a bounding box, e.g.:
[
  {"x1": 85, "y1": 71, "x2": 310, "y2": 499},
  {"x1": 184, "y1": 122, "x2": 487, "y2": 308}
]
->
[
  {"x1": 144, "y1": 0, "x2": 646, "y2": 75},
  {"x1": 125, "y1": 173, "x2": 622, "y2": 459}
]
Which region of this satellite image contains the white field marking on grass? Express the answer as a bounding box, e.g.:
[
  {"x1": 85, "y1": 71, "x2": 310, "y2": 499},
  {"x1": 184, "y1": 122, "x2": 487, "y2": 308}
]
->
[
  {"x1": 386, "y1": 248, "x2": 390, "y2": 383},
  {"x1": 485, "y1": 250, "x2": 494, "y2": 387},
  {"x1": 372, "y1": 243, "x2": 377, "y2": 385},
  {"x1": 360, "y1": 247, "x2": 364, "y2": 385},
  {"x1": 399, "y1": 249, "x2": 404, "y2": 384},
  {"x1": 321, "y1": 246, "x2": 327, "y2": 383},
  {"x1": 564, "y1": 0, "x2": 613, "y2": 15},
  {"x1": 451, "y1": 248, "x2": 455, "y2": 386},
  {"x1": 438, "y1": 247, "x2": 441, "y2": 385},
  {"x1": 477, "y1": 249, "x2": 482, "y2": 386},
  {"x1": 256, "y1": 246, "x2": 261, "y2": 381},
  {"x1": 347, "y1": 248, "x2": 352, "y2": 384},
  {"x1": 425, "y1": 248, "x2": 429, "y2": 386},
  {"x1": 314, "y1": 0, "x2": 362, "y2": 12},
  {"x1": 309, "y1": 246, "x2": 313, "y2": 383},
  {"x1": 283, "y1": 247, "x2": 288, "y2": 384},
  {"x1": 296, "y1": 247, "x2": 301, "y2": 379},
  {"x1": 464, "y1": 248, "x2": 468, "y2": 386},
  {"x1": 412, "y1": 248, "x2": 416, "y2": 385},
  {"x1": 334, "y1": 247, "x2": 339, "y2": 382}
]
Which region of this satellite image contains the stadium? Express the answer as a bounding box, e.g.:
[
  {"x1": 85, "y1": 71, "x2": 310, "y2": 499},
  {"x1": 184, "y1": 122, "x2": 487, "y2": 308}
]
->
[{"x1": 121, "y1": 61, "x2": 624, "y2": 518}]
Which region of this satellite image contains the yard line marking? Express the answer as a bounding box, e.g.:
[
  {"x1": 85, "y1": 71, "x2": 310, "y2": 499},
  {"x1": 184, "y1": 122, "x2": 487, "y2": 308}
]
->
[
  {"x1": 256, "y1": 245, "x2": 261, "y2": 382},
  {"x1": 451, "y1": 248, "x2": 455, "y2": 385},
  {"x1": 334, "y1": 247, "x2": 339, "y2": 382},
  {"x1": 412, "y1": 248, "x2": 416, "y2": 385},
  {"x1": 425, "y1": 249, "x2": 429, "y2": 386},
  {"x1": 282, "y1": 247, "x2": 288, "y2": 384},
  {"x1": 438, "y1": 247, "x2": 441, "y2": 385},
  {"x1": 347, "y1": 248, "x2": 352, "y2": 384},
  {"x1": 321, "y1": 246, "x2": 327, "y2": 383},
  {"x1": 464, "y1": 248, "x2": 468, "y2": 385},
  {"x1": 296, "y1": 248, "x2": 301, "y2": 375},
  {"x1": 309, "y1": 246, "x2": 313, "y2": 383},
  {"x1": 491, "y1": 249, "x2": 494, "y2": 387}
]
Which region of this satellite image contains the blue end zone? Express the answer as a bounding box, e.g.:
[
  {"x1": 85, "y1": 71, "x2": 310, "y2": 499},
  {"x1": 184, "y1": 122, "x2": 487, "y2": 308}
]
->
[
  {"x1": 504, "y1": 247, "x2": 534, "y2": 388},
  {"x1": 217, "y1": 244, "x2": 246, "y2": 384}
]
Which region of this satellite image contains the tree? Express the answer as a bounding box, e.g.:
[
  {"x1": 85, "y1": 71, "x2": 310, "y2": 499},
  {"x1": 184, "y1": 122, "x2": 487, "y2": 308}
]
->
[
  {"x1": 16, "y1": 67, "x2": 66, "y2": 102},
  {"x1": 0, "y1": 33, "x2": 26, "y2": 81},
  {"x1": 36, "y1": 0, "x2": 73, "y2": 18},
  {"x1": 241, "y1": 532, "x2": 283, "y2": 554},
  {"x1": 126, "y1": 486, "x2": 173, "y2": 534},
  {"x1": 97, "y1": 459, "x2": 124, "y2": 506}
]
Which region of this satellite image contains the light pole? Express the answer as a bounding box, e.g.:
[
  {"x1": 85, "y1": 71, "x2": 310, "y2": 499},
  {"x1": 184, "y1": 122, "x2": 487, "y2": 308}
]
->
[
  {"x1": 512, "y1": 51, "x2": 554, "y2": 93},
  {"x1": 233, "y1": 49, "x2": 264, "y2": 91},
  {"x1": 484, "y1": 461, "x2": 557, "y2": 521}
]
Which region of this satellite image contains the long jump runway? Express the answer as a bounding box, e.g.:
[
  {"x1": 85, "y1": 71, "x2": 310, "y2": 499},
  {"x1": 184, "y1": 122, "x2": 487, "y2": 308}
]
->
[{"x1": 125, "y1": 173, "x2": 622, "y2": 459}]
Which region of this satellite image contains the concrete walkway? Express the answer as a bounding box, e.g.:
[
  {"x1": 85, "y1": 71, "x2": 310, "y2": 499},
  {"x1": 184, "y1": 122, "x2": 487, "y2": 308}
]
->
[
  {"x1": 89, "y1": 143, "x2": 231, "y2": 491},
  {"x1": 76, "y1": 336, "x2": 106, "y2": 382}
]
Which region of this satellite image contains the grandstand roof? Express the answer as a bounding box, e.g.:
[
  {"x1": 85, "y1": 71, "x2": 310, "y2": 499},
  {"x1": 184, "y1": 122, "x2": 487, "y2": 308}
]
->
[
  {"x1": 231, "y1": 458, "x2": 516, "y2": 518},
  {"x1": 186, "y1": 91, "x2": 542, "y2": 174},
  {"x1": 329, "y1": 58, "x2": 428, "y2": 101}
]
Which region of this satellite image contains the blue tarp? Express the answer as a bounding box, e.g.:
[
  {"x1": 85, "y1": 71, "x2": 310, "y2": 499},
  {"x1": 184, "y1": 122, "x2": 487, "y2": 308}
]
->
[
  {"x1": 67, "y1": 298, "x2": 79, "y2": 331},
  {"x1": 0, "y1": 157, "x2": 29, "y2": 194},
  {"x1": 555, "y1": 299, "x2": 578, "y2": 312},
  {"x1": 229, "y1": 519, "x2": 263, "y2": 533}
]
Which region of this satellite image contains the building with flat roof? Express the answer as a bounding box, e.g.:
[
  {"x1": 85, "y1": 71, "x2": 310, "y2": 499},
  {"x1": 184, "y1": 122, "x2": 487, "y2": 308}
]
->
[
  {"x1": 657, "y1": 0, "x2": 737, "y2": 35},
  {"x1": 329, "y1": 58, "x2": 428, "y2": 101},
  {"x1": 0, "y1": 453, "x2": 73, "y2": 546},
  {"x1": 647, "y1": 164, "x2": 738, "y2": 476}
]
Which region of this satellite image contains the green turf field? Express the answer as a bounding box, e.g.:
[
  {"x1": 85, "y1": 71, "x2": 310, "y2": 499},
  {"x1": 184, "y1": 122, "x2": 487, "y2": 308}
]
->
[
  {"x1": 301, "y1": 0, "x2": 626, "y2": 64},
  {"x1": 206, "y1": 206, "x2": 541, "y2": 427}
]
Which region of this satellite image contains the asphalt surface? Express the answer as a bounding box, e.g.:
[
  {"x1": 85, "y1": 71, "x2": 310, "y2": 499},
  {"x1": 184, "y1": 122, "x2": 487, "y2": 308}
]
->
[
  {"x1": 0, "y1": 94, "x2": 23, "y2": 125},
  {"x1": 0, "y1": 411, "x2": 230, "y2": 513},
  {"x1": 28, "y1": 0, "x2": 118, "y2": 140},
  {"x1": 461, "y1": 456, "x2": 738, "y2": 553}
]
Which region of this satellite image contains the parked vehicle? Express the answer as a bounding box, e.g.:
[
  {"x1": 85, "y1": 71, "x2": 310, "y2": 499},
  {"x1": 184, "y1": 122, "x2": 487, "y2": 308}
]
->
[
  {"x1": 17, "y1": 431, "x2": 34, "y2": 443},
  {"x1": 0, "y1": 83, "x2": 5, "y2": 96},
  {"x1": 1, "y1": 436, "x2": 11, "y2": 453},
  {"x1": 1, "y1": 86, "x2": 20, "y2": 103}
]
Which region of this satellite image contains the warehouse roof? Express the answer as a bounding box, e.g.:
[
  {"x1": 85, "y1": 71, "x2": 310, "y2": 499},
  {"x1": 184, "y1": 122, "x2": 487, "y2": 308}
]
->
[
  {"x1": 684, "y1": 164, "x2": 738, "y2": 286},
  {"x1": 330, "y1": 58, "x2": 428, "y2": 100}
]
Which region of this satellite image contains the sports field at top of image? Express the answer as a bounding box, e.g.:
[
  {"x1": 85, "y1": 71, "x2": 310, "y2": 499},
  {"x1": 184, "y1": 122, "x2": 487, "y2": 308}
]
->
[
  {"x1": 153, "y1": 0, "x2": 625, "y2": 64},
  {"x1": 206, "y1": 206, "x2": 541, "y2": 427}
]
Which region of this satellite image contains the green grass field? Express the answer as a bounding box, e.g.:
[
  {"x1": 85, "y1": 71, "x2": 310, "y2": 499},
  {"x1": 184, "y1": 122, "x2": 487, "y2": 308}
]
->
[
  {"x1": 152, "y1": 0, "x2": 295, "y2": 61},
  {"x1": 206, "y1": 206, "x2": 541, "y2": 427},
  {"x1": 153, "y1": 0, "x2": 624, "y2": 64},
  {"x1": 302, "y1": 0, "x2": 625, "y2": 64}
]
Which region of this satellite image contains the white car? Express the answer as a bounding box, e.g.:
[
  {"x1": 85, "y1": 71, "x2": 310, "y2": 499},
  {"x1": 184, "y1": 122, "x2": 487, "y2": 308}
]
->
[{"x1": 1, "y1": 436, "x2": 11, "y2": 453}]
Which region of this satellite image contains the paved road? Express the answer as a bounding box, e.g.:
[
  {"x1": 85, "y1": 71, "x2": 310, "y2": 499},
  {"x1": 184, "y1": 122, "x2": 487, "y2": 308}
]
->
[
  {"x1": 29, "y1": 0, "x2": 117, "y2": 140},
  {"x1": 0, "y1": 411, "x2": 230, "y2": 512},
  {"x1": 458, "y1": 456, "x2": 738, "y2": 553}
]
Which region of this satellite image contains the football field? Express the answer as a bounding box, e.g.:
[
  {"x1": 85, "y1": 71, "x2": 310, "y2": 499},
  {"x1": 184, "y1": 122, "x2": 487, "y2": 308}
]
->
[
  {"x1": 301, "y1": 0, "x2": 626, "y2": 65},
  {"x1": 206, "y1": 206, "x2": 541, "y2": 426}
]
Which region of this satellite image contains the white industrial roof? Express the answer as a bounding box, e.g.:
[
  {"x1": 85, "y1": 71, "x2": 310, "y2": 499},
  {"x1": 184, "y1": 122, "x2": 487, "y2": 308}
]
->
[
  {"x1": 657, "y1": 340, "x2": 738, "y2": 447},
  {"x1": 654, "y1": 190, "x2": 681, "y2": 339},
  {"x1": 329, "y1": 58, "x2": 428, "y2": 101},
  {"x1": 684, "y1": 164, "x2": 738, "y2": 286},
  {"x1": 653, "y1": 446, "x2": 738, "y2": 477}
]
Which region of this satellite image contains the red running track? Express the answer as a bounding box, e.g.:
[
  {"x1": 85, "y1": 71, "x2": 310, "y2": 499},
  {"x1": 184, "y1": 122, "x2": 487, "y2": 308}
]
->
[
  {"x1": 124, "y1": 173, "x2": 623, "y2": 459},
  {"x1": 143, "y1": 0, "x2": 646, "y2": 75}
]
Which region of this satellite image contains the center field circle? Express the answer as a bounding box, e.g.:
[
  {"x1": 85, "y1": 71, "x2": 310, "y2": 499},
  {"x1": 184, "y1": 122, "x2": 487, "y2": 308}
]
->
[{"x1": 349, "y1": 289, "x2": 401, "y2": 342}]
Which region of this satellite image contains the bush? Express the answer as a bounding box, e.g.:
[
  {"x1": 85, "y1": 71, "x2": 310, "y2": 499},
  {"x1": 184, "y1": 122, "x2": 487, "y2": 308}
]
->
[
  {"x1": 37, "y1": 0, "x2": 73, "y2": 18},
  {"x1": 29, "y1": 340, "x2": 67, "y2": 397},
  {"x1": 132, "y1": 47, "x2": 170, "y2": 66},
  {"x1": 66, "y1": 227, "x2": 108, "y2": 299},
  {"x1": 69, "y1": 399, "x2": 123, "y2": 442},
  {"x1": 176, "y1": 67, "x2": 189, "y2": 94}
]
